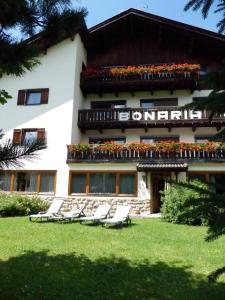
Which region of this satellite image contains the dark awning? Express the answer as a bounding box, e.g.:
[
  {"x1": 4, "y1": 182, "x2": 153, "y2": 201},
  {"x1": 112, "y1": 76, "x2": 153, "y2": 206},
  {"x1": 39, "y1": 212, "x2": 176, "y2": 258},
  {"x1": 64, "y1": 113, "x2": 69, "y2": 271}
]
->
[{"x1": 137, "y1": 163, "x2": 188, "y2": 172}]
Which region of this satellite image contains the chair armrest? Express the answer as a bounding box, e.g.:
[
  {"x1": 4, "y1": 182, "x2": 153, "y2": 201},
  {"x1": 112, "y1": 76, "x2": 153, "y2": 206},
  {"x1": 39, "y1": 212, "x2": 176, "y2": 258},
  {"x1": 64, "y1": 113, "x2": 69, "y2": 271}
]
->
[
  {"x1": 99, "y1": 214, "x2": 108, "y2": 219},
  {"x1": 38, "y1": 211, "x2": 47, "y2": 215},
  {"x1": 52, "y1": 213, "x2": 63, "y2": 217}
]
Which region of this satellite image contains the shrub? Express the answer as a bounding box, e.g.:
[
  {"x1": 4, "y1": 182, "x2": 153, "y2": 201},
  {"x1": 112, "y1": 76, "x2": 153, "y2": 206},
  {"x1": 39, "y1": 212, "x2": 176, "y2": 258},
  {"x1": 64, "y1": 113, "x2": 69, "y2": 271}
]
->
[
  {"x1": 161, "y1": 180, "x2": 209, "y2": 225},
  {"x1": 0, "y1": 193, "x2": 49, "y2": 217}
]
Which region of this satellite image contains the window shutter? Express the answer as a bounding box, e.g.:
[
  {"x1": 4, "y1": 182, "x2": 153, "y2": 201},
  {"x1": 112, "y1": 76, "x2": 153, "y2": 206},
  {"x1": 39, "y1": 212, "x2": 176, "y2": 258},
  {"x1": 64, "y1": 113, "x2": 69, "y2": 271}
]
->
[
  {"x1": 13, "y1": 129, "x2": 22, "y2": 144},
  {"x1": 41, "y1": 89, "x2": 49, "y2": 104},
  {"x1": 17, "y1": 90, "x2": 26, "y2": 105},
  {"x1": 37, "y1": 129, "x2": 46, "y2": 142}
]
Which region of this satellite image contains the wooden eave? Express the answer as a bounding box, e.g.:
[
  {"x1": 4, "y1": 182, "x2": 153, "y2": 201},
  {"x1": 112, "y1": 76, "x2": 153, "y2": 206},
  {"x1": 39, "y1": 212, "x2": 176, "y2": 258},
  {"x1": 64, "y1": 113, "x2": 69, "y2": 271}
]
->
[
  {"x1": 89, "y1": 8, "x2": 225, "y2": 43},
  {"x1": 86, "y1": 8, "x2": 225, "y2": 58},
  {"x1": 24, "y1": 20, "x2": 88, "y2": 51}
]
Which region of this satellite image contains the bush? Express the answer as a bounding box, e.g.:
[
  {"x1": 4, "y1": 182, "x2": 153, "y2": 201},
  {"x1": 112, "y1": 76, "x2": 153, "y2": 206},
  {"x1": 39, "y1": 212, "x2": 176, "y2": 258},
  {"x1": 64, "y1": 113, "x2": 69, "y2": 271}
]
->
[
  {"x1": 161, "y1": 180, "x2": 209, "y2": 225},
  {"x1": 0, "y1": 193, "x2": 49, "y2": 217}
]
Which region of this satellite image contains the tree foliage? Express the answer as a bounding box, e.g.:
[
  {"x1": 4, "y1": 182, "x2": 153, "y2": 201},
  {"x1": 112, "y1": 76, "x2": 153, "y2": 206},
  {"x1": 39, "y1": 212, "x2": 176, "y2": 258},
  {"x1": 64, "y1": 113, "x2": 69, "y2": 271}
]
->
[
  {"x1": 184, "y1": 1, "x2": 225, "y2": 140},
  {"x1": 184, "y1": 0, "x2": 225, "y2": 33},
  {"x1": 0, "y1": 1, "x2": 87, "y2": 164},
  {"x1": 0, "y1": 0, "x2": 87, "y2": 104},
  {"x1": 170, "y1": 180, "x2": 225, "y2": 282},
  {"x1": 0, "y1": 130, "x2": 47, "y2": 168},
  {"x1": 161, "y1": 180, "x2": 210, "y2": 225}
]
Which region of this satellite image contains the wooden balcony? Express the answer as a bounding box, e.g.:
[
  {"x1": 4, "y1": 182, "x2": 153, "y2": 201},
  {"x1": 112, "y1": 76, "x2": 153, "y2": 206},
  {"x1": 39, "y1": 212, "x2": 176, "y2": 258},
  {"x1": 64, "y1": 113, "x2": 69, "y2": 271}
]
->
[
  {"x1": 80, "y1": 70, "x2": 200, "y2": 95},
  {"x1": 67, "y1": 144, "x2": 225, "y2": 163},
  {"x1": 78, "y1": 107, "x2": 225, "y2": 131}
]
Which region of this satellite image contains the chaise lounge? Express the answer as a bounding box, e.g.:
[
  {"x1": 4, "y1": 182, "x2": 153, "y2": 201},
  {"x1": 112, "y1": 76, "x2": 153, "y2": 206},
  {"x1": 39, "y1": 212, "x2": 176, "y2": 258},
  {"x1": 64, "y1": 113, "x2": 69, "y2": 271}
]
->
[
  {"x1": 51, "y1": 203, "x2": 87, "y2": 223},
  {"x1": 79, "y1": 204, "x2": 111, "y2": 224},
  {"x1": 29, "y1": 199, "x2": 64, "y2": 222},
  {"x1": 101, "y1": 205, "x2": 131, "y2": 228}
]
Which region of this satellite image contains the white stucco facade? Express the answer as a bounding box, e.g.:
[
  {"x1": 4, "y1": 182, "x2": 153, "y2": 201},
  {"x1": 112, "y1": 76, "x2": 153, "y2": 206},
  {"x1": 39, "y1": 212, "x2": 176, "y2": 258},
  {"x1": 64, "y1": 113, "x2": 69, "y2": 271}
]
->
[{"x1": 0, "y1": 35, "x2": 87, "y2": 197}]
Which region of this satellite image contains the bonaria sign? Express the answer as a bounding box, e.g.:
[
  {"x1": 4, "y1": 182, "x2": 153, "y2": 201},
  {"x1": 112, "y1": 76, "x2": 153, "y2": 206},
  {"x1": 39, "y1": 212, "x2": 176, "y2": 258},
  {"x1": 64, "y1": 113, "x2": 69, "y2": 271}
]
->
[{"x1": 118, "y1": 110, "x2": 203, "y2": 121}]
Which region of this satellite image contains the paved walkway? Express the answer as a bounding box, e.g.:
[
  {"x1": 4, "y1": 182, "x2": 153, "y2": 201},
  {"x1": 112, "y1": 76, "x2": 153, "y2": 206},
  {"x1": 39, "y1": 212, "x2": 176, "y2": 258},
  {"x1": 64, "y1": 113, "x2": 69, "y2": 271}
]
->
[{"x1": 131, "y1": 213, "x2": 161, "y2": 219}]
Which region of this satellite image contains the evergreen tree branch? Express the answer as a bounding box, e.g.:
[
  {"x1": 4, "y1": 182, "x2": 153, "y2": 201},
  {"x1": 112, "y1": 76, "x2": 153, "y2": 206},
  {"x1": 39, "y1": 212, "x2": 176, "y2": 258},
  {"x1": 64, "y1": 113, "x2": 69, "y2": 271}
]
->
[{"x1": 0, "y1": 139, "x2": 47, "y2": 168}]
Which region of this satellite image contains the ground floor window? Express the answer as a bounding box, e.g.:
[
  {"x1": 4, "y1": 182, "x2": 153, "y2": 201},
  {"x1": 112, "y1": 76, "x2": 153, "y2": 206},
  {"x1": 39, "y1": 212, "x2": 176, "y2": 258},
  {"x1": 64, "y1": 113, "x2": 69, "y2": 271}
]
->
[
  {"x1": 188, "y1": 172, "x2": 225, "y2": 194},
  {"x1": 89, "y1": 173, "x2": 116, "y2": 194},
  {"x1": 209, "y1": 174, "x2": 225, "y2": 194},
  {"x1": 0, "y1": 173, "x2": 11, "y2": 191},
  {"x1": 70, "y1": 172, "x2": 137, "y2": 196},
  {"x1": 0, "y1": 171, "x2": 56, "y2": 194},
  {"x1": 14, "y1": 172, "x2": 37, "y2": 192}
]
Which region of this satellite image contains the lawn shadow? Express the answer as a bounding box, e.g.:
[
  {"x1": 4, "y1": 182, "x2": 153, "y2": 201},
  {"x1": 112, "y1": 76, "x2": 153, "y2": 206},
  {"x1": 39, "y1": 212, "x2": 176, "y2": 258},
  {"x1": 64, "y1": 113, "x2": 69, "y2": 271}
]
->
[
  {"x1": 0, "y1": 251, "x2": 224, "y2": 300},
  {"x1": 77, "y1": 221, "x2": 137, "y2": 228}
]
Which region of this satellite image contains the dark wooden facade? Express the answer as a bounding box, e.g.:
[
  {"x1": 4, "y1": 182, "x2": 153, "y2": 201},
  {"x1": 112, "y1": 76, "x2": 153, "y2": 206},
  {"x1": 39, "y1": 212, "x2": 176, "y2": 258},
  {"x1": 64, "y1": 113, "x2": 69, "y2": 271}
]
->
[
  {"x1": 78, "y1": 107, "x2": 225, "y2": 131},
  {"x1": 80, "y1": 72, "x2": 200, "y2": 95},
  {"x1": 67, "y1": 148, "x2": 225, "y2": 164},
  {"x1": 81, "y1": 9, "x2": 225, "y2": 95},
  {"x1": 86, "y1": 9, "x2": 225, "y2": 68}
]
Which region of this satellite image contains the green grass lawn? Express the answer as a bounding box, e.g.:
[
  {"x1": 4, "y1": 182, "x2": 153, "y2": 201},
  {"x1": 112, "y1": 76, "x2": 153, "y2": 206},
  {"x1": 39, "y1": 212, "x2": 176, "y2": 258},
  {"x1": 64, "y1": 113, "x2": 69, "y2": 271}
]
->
[{"x1": 0, "y1": 217, "x2": 224, "y2": 300}]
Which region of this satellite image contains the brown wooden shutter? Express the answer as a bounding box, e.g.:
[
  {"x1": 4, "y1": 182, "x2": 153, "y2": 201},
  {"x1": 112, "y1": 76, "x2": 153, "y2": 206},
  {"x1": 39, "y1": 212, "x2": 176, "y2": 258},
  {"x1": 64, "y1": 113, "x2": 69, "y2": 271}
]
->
[
  {"x1": 37, "y1": 129, "x2": 46, "y2": 142},
  {"x1": 13, "y1": 129, "x2": 22, "y2": 144},
  {"x1": 41, "y1": 89, "x2": 49, "y2": 104},
  {"x1": 17, "y1": 90, "x2": 26, "y2": 105}
]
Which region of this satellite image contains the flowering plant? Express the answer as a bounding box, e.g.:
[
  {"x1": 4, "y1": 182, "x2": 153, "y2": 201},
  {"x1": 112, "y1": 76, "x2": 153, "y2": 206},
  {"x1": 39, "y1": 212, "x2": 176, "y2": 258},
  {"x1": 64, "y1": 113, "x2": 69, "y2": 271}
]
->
[
  {"x1": 127, "y1": 143, "x2": 152, "y2": 152},
  {"x1": 82, "y1": 63, "x2": 200, "y2": 77},
  {"x1": 68, "y1": 141, "x2": 219, "y2": 154},
  {"x1": 67, "y1": 144, "x2": 90, "y2": 152},
  {"x1": 95, "y1": 142, "x2": 125, "y2": 153}
]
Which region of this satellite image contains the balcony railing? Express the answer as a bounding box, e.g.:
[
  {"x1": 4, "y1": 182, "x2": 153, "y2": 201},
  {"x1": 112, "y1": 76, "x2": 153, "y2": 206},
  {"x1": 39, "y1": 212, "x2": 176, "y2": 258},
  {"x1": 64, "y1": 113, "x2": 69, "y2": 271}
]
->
[
  {"x1": 78, "y1": 107, "x2": 225, "y2": 130},
  {"x1": 80, "y1": 63, "x2": 201, "y2": 94},
  {"x1": 67, "y1": 143, "x2": 225, "y2": 163}
]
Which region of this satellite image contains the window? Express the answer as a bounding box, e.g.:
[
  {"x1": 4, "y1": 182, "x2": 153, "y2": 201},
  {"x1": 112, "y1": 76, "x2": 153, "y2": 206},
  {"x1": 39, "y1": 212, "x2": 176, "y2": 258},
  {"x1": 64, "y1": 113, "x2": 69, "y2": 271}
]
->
[
  {"x1": 210, "y1": 174, "x2": 225, "y2": 194},
  {"x1": 140, "y1": 100, "x2": 154, "y2": 108},
  {"x1": 0, "y1": 173, "x2": 11, "y2": 191},
  {"x1": 188, "y1": 173, "x2": 225, "y2": 194},
  {"x1": 13, "y1": 128, "x2": 46, "y2": 145},
  {"x1": 140, "y1": 98, "x2": 178, "y2": 108},
  {"x1": 195, "y1": 136, "x2": 213, "y2": 143},
  {"x1": 70, "y1": 172, "x2": 137, "y2": 196},
  {"x1": 89, "y1": 137, "x2": 126, "y2": 144},
  {"x1": 26, "y1": 92, "x2": 42, "y2": 105},
  {"x1": 23, "y1": 131, "x2": 38, "y2": 144},
  {"x1": 14, "y1": 172, "x2": 37, "y2": 192},
  {"x1": 40, "y1": 174, "x2": 55, "y2": 193},
  {"x1": 189, "y1": 174, "x2": 207, "y2": 182},
  {"x1": 140, "y1": 136, "x2": 179, "y2": 144},
  {"x1": 192, "y1": 97, "x2": 207, "y2": 103},
  {"x1": 90, "y1": 173, "x2": 116, "y2": 194},
  {"x1": 120, "y1": 174, "x2": 135, "y2": 195},
  {"x1": 0, "y1": 171, "x2": 56, "y2": 193},
  {"x1": 91, "y1": 101, "x2": 126, "y2": 109},
  {"x1": 200, "y1": 65, "x2": 208, "y2": 76},
  {"x1": 71, "y1": 174, "x2": 86, "y2": 194},
  {"x1": 17, "y1": 89, "x2": 49, "y2": 105}
]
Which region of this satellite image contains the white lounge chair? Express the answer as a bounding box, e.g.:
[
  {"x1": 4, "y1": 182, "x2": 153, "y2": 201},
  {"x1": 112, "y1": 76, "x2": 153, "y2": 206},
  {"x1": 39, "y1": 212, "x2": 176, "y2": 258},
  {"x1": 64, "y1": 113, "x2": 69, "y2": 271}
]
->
[
  {"x1": 101, "y1": 205, "x2": 131, "y2": 227},
  {"x1": 51, "y1": 203, "x2": 87, "y2": 223},
  {"x1": 79, "y1": 204, "x2": 111, "y2": 224},
  {"x1": 29, "y1": 199, "x2": 64, "y2": 222}
]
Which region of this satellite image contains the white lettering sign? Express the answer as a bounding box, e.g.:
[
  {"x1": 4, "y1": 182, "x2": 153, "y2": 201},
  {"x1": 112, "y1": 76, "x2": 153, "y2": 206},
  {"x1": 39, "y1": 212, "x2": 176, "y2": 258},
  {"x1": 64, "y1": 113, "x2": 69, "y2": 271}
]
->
[
  {"x1": 158, "y1": 111, "x2": 169, "y2": 120},
  {"x1": 189, "y1": 110, "x2": 202, "y2": 119},
  {"x1": 118, "y1": 112, "x2": 130, "y2": 121},
  {"x1": 132, "y1": 112, "x2": 142, "y2": 121},
  {"x1": 144, "y1": 111, "x2": 155, "y2": 121},
  {"x1": 171, "y1": 111, "x2": 182, "y2": 120},
  {"x1": 118, "y1": 110, "x2": 203, "y2": 122}
]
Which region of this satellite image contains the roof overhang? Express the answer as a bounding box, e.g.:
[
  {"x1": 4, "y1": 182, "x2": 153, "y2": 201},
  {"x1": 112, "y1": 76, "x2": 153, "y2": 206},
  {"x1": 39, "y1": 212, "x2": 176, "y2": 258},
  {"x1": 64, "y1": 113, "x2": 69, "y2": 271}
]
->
[
  {"x1": 88, "y1": 8, "x2": 225, "y2": 42},
  {"x1": 137, "y1": 163, "x2": 188, "y2": 172}
]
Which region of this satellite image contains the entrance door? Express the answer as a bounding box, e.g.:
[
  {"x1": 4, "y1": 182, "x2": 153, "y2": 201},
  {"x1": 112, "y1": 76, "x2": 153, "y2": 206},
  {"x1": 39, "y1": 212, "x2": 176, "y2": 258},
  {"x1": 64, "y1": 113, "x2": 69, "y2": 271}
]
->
[{"x1": 151, "y1": 174, "x2": 169, "y2": 213}]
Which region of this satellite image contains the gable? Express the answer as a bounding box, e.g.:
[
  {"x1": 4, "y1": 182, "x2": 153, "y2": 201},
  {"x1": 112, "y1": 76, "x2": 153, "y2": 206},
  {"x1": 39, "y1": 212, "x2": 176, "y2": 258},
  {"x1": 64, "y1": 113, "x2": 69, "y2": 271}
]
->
[{"x1": 86, "y1": 9, "x2": 225, "y2": 68}]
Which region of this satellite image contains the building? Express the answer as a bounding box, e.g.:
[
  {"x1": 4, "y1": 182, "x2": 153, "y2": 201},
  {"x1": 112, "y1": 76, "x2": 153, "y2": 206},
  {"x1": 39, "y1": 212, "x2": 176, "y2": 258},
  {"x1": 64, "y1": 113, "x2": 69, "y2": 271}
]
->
[{"x1": 1, "y1": 9, "x2": 225, "y2": 215}]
